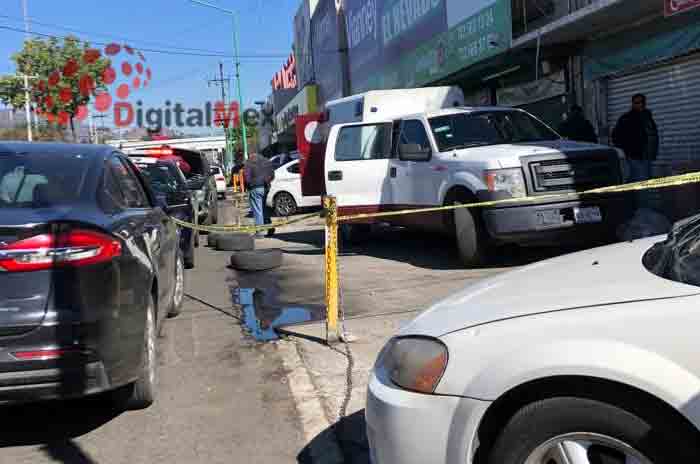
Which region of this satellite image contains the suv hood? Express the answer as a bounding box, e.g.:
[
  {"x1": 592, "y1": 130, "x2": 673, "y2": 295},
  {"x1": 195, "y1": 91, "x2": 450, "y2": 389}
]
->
[
  {"x1": 449, "y1": 140, "x2": 616, "y2": 169},
  {"x1": 401, "y1": 237, "x2": 700, "y2": 338}
]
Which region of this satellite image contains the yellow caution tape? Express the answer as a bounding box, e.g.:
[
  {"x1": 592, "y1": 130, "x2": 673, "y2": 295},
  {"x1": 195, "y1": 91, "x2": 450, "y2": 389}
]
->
[
  {"x1": 172, "y1": 171, "x2": 700, "y2": 232},
  {"x1": 170, "y1": 211, "x2": 322, "y2": 234},
  {"x1": 337, "y1": 171, "x2": 700, "y2": 222}
]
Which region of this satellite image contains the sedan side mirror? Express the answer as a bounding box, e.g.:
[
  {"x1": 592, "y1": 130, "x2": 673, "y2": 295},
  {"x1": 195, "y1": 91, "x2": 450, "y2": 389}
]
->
[{"x1": 399, "y1": 143, "x2": 431, "y2": 162}]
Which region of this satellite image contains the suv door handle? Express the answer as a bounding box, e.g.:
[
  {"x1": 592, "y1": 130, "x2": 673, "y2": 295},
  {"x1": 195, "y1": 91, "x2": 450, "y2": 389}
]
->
[
  {"x1": 328, "y1": 171, "x2": 343, "y2": 181},
  {"x1": 390, "y1": 167, "x2": 397, "y2": 178}
]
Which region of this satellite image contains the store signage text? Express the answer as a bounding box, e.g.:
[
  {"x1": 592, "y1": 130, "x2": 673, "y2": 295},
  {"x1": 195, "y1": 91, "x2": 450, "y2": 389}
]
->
[
  {"x1": 347, "y1": 0, "x2": 378, "y2": 49},
  {"x1": 271, "y1": 53, "x2": 298, "y2": 91},
  {"x1": 382, "y1": 0, "x2": 441, "y2": 45}
]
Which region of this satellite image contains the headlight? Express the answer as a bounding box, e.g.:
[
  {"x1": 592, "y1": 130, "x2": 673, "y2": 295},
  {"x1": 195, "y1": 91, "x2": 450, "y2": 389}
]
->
[
  {"x1": 485, "y1": 168, "x2": 527, "y2": 198},
  {"x1": 377, "y1": 336, "x2": 448, "y2": 394}
]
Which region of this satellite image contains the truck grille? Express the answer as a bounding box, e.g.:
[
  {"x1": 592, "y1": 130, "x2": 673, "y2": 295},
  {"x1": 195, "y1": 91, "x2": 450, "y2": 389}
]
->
[{"x1": 526, "y1": 151, "x2": 620, "y2": 194}]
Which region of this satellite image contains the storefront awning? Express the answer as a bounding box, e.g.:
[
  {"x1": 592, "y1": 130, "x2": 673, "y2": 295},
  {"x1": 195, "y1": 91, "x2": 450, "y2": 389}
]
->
[{"x1": 512, "y1": 0, "x2": 661, "y2": 49}]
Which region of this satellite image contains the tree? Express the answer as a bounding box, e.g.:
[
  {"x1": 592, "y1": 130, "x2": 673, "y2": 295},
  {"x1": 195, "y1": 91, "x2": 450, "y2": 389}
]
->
[
  {"x1": 12, "y1": 36, "x2": 111, "y2": 141},
  {"x1": 0, "y1": 75, "x2": 26, "y2": 110}
]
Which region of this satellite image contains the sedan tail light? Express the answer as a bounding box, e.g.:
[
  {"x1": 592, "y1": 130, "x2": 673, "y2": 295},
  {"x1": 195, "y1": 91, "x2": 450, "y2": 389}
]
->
[
  {"x1": 0, "y1": 229, "x2": 122, "y2": 272},
  {"x1": 215, "y1": 175, "x2": 225, "y2": 181}
]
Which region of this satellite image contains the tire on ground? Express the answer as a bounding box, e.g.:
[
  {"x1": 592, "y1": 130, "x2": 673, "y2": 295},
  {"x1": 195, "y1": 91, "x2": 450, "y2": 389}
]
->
[
  {"x1": 454, "y1": 203, "x2": 486, "y2": 267},
  {"x1": 217, "y1": 233, "x2": 255, "y2": 252},
  {"x1": 207, "y1": 233, "x2": 220, "y2": 248},
  {"x1": 487, "y1": 397, "x2": 700, "y2": 464},
  {"x1": 230, "y1": 249, "x2": 283, "y2": 272}
]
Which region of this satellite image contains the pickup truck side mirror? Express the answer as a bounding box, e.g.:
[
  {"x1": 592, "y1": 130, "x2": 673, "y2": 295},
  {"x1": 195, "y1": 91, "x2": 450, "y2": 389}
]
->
[{"x1": 399, "y1": 143, "x2": 431, "y2": 162}]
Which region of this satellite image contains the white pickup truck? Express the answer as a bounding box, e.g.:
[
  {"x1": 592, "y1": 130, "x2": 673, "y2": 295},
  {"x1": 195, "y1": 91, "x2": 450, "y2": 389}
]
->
[{"x1": 310, "y1": 87, "x2": 630, "y2": 266}]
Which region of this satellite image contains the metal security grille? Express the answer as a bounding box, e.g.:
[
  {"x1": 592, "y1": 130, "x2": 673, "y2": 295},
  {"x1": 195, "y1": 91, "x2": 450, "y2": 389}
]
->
[{"x1": 607, "y1": 53, "x2": 700, "y2": 165}]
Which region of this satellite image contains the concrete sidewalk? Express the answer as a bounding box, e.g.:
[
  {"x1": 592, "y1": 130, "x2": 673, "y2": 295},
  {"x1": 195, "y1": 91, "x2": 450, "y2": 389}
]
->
[{"x1": 228, "y1": 200, "x2": 574, "y2": 463}]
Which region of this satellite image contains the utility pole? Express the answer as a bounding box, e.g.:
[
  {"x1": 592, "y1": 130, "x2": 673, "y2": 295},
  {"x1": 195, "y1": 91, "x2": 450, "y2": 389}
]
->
[
  {"x1": 21, "y1": 0, "x2": 32, "y2": 141},
  {"x1": 231, "y1": 13, "x2": 249, "y2": 161},
  {"x1": 190, "y1": 0, "x2": 248, "y2": 161},
  {"x1": 92, "y1": 114, "x2": 107, "y2": 144},
  {"x1": 208, "y1": 62, "x2": 235, "y2": 172}
]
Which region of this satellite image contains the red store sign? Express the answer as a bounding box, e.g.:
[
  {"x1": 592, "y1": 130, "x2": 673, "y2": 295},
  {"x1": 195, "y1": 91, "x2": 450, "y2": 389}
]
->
[{"x1": 665, "y1": 0, "x2": 700, "y2": 16}]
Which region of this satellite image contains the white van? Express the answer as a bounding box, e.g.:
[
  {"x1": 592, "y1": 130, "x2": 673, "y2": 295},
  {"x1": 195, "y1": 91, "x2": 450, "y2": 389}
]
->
[{"x1": 321, "y1": 88, "x2": 630, "y2": 265}]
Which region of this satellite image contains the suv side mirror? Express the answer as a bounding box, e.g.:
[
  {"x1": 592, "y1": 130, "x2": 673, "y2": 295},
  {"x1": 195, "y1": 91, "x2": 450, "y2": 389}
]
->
[
  {"x1": 210, "y1": 168, "x2": 219, "y2": 175},
  {"x1": 399, "y1": 143, "x2": 431, "y2": 161}
]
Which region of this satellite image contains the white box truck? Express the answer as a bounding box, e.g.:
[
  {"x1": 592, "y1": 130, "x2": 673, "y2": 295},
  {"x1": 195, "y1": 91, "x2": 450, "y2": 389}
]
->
[{"x1": 299, "y1": 87, "x2": 630, "y2": 266}]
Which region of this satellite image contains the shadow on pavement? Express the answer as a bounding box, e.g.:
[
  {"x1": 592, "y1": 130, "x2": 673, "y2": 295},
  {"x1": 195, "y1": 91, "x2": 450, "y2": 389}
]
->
[
  {"x1": 274, "y1": 225, "x2": 589, "y2": 271},
  {"x1": 0, "y1": 395, "x2": 120, "y2": 458},
  {"x1": 42, "y1": 439, "x2": 99, "y2": 464},
  {"x1": 297, "y1": 410, "x2": 369, "y2": 464}
]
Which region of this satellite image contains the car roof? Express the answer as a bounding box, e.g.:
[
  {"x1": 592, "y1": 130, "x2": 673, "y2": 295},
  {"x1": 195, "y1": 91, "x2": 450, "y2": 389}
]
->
[{"x1": 0, "y1": 141, "x2": 116, "y2": 158}]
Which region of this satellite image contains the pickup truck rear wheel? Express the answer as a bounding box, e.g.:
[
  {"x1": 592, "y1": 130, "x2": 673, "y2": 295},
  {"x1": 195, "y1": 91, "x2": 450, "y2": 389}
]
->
[{"x1": 454, "y1": 204, "x2": 486, "y2": 267}]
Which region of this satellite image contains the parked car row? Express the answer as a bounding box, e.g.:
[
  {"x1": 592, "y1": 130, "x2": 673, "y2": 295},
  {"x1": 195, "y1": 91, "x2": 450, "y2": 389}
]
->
[{"x1": 0, "y1": 141, "x2": 232, "y2": 411}]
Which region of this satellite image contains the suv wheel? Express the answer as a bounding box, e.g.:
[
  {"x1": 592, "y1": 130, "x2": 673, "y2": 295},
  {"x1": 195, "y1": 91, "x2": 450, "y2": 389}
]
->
[{"x1": 488, "y1": 397, "x2": 700, "y2": 464}]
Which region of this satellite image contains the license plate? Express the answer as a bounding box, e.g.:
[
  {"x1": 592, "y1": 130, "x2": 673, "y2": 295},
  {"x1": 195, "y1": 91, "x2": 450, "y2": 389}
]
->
[
  {"x1": 536, "y1": 209, "x2": 563, "y2": 226},
  {"x1": 574, "y1": 206, "x2": 602, "y2": 224}
]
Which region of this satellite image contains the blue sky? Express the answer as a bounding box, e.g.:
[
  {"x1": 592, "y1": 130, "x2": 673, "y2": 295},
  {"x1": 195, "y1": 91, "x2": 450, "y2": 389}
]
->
[{"x1": 0, "y1": 0, "x2": 301, "y2": 134}]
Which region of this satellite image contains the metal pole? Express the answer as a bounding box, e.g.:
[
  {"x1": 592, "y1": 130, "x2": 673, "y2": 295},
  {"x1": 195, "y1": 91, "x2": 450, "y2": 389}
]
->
[
  {"x1": 324, "y1": 196, "x2": 340, "y2": 344},
  {"x1": 22, "y1": 0, "x2": 32, "y2": 141},
  {"x1": 232, "y1": 13, "x2": 249, "y2": 161},
  {"x1": 188, "y1": 1, "x2": 248, "y2": 160}
]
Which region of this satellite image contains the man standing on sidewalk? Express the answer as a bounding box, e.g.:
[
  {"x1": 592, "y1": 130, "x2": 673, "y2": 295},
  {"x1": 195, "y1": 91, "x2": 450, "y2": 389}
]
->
[
  {"x1": 558, "y1": 105, "x2": 598, "y2": 144},
  {"x1": 244, "y1": 152, "x2": 275, "y2": 237},
  {"x1": 612, "y1": 93, "x2": 660, "y2": 182}
]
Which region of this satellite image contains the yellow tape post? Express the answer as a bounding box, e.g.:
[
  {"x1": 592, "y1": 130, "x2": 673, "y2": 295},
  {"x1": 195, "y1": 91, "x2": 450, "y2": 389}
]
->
[{"x1": 324, "y1": 196, "x2": 341, "y2": 344}]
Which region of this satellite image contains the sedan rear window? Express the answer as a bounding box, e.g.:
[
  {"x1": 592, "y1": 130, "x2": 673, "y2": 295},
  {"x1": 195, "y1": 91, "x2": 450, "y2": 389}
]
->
[{"x1": 0, "y1": 152, "x2": 90, "y2": 208}]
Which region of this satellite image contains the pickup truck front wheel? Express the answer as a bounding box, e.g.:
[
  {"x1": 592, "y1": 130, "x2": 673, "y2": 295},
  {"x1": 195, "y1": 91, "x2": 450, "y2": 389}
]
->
[{"x1": 454, "y1": 205, "x2": 486, "y2": 267}]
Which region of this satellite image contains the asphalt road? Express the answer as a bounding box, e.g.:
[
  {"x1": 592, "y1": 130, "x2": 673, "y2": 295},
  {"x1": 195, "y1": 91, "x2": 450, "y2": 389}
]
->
[{"x1": 0, "y1": 202, "x2": 306, "y2": 464}]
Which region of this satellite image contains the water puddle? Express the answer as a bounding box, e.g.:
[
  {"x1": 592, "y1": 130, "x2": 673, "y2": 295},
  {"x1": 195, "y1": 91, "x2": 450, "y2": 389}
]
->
[{"x1": 236, "y1": 288, "x2": 314, "y2": 341}]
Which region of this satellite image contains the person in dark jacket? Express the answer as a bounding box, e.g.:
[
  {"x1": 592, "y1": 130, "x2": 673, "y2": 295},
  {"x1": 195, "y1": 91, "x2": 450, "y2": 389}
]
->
[
  {"x1": 612, "y1": 93, "x2": 659, "y2": 182},
  {"x1": 558, "y1": 105, "x2": 598, "y2": 144},
  {"x1": 244, "y1": 152, "x2": 275, "y2": 237}
]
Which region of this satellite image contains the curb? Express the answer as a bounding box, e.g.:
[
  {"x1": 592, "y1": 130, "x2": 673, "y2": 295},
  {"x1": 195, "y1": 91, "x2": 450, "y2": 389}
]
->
[{"x1": 277, "y1": 339, "x2": 345, "y2": 464}]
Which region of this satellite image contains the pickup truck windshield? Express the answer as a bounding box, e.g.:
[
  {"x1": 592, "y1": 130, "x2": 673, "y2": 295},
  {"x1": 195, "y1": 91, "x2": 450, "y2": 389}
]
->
[
  {"x1": 429, "y1": 111, "x2": 560, "y2": 152},
  {"x1": 643, "y1": 215, "x2": 700, "y2": 287}
]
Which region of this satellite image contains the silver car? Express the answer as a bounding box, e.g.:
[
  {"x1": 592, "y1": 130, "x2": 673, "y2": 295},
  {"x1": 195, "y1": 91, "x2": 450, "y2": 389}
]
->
[{"x1": 367, "y1": 215, "x2": 700, "y2": 463}]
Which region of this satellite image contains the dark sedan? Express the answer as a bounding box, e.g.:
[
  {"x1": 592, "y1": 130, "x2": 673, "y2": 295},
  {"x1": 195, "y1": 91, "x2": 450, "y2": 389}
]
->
[
  {"x1": 0, "y1": 142, "x2": 183, "y2": 410},
  {"x1": 133, "y1": 157, "x2": 197, "y2": 269}
]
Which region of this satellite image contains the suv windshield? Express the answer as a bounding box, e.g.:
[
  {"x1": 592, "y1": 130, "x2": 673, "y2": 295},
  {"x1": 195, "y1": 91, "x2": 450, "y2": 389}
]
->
[
  {"x1": 0, "y1": 152, "x2": 90, "y2": 208},
  {"x1": 429, "y1": 110, "x2": 560, "y2": 151},
  {"x1": 643, "y1": 215, "x2": 700, "y2": 287}
]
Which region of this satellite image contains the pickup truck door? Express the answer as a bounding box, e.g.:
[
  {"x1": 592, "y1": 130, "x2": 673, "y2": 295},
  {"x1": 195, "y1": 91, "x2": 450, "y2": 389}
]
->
[
  {"x1": 325, "y1": 122, "x2": 394, "y2": 218},
  {"x1": 390, "y1": 119, "x2": 441, "y2": 209}
]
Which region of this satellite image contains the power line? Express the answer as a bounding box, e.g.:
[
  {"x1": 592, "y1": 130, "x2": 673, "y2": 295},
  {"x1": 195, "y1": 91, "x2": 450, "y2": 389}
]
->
[
  {"x1": 0, "y1": 17, "x2": 338, "y2": 58},
  {"x1": 0, "y1": 14, "x2": 231, "y2": 55},
  {"x1": 0, "y1": 24, "x2": 306, "y2": 60}
]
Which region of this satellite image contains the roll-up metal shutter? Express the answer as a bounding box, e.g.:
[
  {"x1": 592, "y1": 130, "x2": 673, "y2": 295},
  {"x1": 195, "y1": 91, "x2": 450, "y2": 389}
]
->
[{"x1": 607, "y1": 53, "x2": 700, "y2": 165}]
